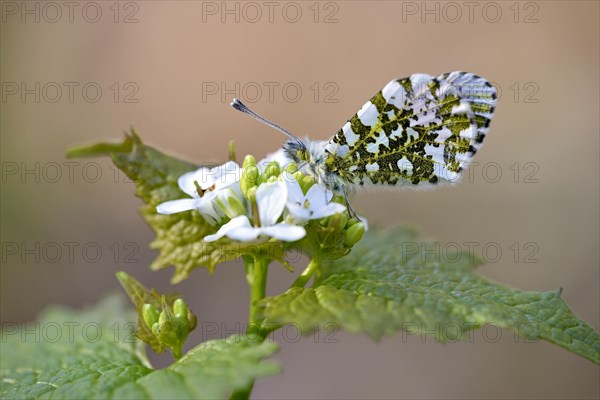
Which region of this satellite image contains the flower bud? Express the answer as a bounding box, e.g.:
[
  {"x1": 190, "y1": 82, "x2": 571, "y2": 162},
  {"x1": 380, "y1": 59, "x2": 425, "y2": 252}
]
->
[
  {"x1": 332, "y1": 194, "x2": 345, "y2": 204},
  {"x1": 265, "y1": 161, "x2": 281, "y2": 178},
  {"x1": 327, "y1": 212, "x2": 348, "y2": 230},
  {"x1": 158, "y1": 310, "x2": 168, "y2": 326},
  {"x1": 300, "y1": 175, "x2": 315, "y2": 194},
  {"x1": 246, "y1": 186, "x2": 257, "y2": 203},
  {"x1": 151, "y1": 322, "x2": 159, "y2": 336},
  {"x1": 284, "y1": 162, "x2": 298, "y2": 174},
  {"x1": 242, "y1": 154, "x2": 256, "y2": 167},
  {"x1": 173, "y1": 298, "x2": 188, "y2": 316},
  {"x1": 345, "y1": 217, "x2": 358, "y2": 228},
  {"x1": 259, "y1": 161, "x2": 281, "y2": 184},
  {"x1": 241, "y1": 157, "x2": 259, "y2": 198},
  {"x1": 344, "y1": 222, "x2": 365, "y2": 247},
  {"x1": 142, "y1": 303, "x2": 160, "y2": 329}
]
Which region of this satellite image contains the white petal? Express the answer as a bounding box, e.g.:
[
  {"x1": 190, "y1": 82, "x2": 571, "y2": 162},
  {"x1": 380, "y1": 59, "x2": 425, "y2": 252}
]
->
[
  {"x1": 226, "y1": 226, "x2": 262, "y2": 242},
  {"x1": 194, "y1": 194, "x2": 223, "y2": 225},
  {"x1": 212, "y1": 161, "x2": 242, "y2": 189},
  {"x1": 256, "y1": 181, "x2": 287, "y2": 227},
  {"x1": 304, "y1": 183, "x2": 332, "y2": 210},
  {"x1": 178, "y1": 169, "x2": 210, "y2": 197},
  {"x1": 203, "y1": 215, "x2": 251, "y2": 242},
  {"x1": 261, "y1": 224, "x2": 306, "y2": 242},
  {"x1": 310, "y1": 202, "x2": 346, "y2": 219},
  {"x1": 283, "y1": 172, "x2": 304, "y2": 204},
  {"x1": 285, "y1": 202, "x2": 313, "y2": 222},
  {"x1": 229, "y1": 181, "x2": 243, "y2": 198},
  {"x1": 156, "y1": 198, "x2": 201, "y2": 214}
]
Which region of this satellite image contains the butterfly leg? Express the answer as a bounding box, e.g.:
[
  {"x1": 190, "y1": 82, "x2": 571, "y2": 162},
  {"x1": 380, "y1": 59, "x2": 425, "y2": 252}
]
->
[{"x1": 342, "y1": 187, "x2": 360, "y2": 220}]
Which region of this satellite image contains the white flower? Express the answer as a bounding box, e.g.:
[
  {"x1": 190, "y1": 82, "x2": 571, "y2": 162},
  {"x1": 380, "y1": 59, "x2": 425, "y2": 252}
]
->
[
  {"x1": 156, "y1": 161, "x2": 242, "y2": 225},
  {"x1": 204, "y1": 181, "x2": 306, "y2": 242},
  {"x1": 283, "y1": 172, "x2": 346, "y2": 223}
]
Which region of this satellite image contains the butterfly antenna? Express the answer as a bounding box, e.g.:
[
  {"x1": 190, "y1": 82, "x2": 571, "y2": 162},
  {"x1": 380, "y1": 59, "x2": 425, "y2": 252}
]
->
[{"x1": 230, "y1": 98, "x2": 301, "y2": 142}]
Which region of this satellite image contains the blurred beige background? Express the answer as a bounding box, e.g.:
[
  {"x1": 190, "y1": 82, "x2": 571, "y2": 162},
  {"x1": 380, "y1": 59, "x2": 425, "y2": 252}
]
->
[{"x1": 1, "y1": 1, "x2": 598, "y2": 398}]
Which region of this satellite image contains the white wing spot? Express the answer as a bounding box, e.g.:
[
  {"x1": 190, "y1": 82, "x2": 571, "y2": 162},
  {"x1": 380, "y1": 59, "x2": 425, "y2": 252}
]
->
[
  {"x1": 459, "y1": 125, "x2": 476, "y2": 140},
  {"x1": 342, "y1": 122, "x2": 360, "y2": 147},
  {"x1": 424, "y1": 144, "x2": 445, "y2": 164},
  {"x1": 435, "y1": 127, "x2": 452, "y2": 143},
  {"x1": 382, "y1": 79, "x2": 409, "y2": 108},
  {"x1": 410, "y1": 74, "x2": 433, "y2": 96},
  {"x1": 357, "y1": 101, "x2": 379, "y2": 126},
  {"x1": 397, "y1": 157, "x2": 413, "y2": 173},
  {"x1": 327, "y1": 141, "x2": 349, "y2": 157},
  {"x1": 366, "y1": 163, "x2": 379, "y2": 172},
  {"x1": 451, "y1": 102, "x2": 471, "y2": 115},
  {"x1": 406, "y1": 127, "x2": 419, "y2": 140},
  {"x1": 366, "y1": 131, "x2": 389, "y2": 154},
  {"x1": 381, "y1": 80, "x2": 401, "y2": 101}
]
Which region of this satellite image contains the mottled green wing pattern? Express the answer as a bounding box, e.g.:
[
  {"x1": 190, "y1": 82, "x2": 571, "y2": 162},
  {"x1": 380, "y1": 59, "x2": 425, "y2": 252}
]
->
[{"x1": 325, "y1": 72, "x2": 496, "y2": 187}]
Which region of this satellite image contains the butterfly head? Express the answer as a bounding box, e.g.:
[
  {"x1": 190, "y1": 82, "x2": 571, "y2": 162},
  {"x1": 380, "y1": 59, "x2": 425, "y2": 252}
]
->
[{"x1": 283, "y1": 139, "x2": 309, "y2": 163}]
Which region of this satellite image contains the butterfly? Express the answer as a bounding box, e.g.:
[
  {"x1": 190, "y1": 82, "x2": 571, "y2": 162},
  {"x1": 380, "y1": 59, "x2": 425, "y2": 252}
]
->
[{"x1": 232, "y1": 71, "x2": 496, "y2": 216}]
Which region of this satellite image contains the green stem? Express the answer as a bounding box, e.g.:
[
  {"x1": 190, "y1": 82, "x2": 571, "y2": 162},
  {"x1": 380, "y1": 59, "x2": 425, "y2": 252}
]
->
[
  {"x1": 291, "y1": 257, "x2": 321, "y2": 288},
  {"x1": 248, "y1": 256, "x2": 270, "y2": 336},
  {"x1": 232, "y1": 256, "x2": 270, "y2": 400}
]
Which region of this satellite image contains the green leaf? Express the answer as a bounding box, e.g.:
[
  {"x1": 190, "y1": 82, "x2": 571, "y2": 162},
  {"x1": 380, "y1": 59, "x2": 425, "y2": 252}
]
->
[
  {"x1": 67, "y1": 130, "x2": 221, "y2": 282},
  {"x1": 260, "y1": 228, "x2": 600, "y2": 364},
  {"x1": 1, "y1": 295, "x2": 280, "y2": 399}
]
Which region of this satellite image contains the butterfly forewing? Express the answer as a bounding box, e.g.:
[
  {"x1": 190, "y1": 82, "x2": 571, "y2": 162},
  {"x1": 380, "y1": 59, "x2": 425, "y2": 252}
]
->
[{"x1": 326, "y1": 71, "x2": 496, "y2": 188}]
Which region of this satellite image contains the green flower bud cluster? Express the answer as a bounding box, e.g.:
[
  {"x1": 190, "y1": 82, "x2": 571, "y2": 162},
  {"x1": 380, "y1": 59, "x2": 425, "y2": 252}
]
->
[
  {"x1": 241, "y1": 155, "x2": 318, "y2": 197},
  {"x1": 142, "y1": 297, "x2": 197, "y2": 359}
]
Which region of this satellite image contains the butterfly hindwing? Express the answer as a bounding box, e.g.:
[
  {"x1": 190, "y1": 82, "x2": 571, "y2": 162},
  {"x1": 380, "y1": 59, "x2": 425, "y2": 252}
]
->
[{"x1": 326, "y1": 71, "x2": 496, "y2": 188}]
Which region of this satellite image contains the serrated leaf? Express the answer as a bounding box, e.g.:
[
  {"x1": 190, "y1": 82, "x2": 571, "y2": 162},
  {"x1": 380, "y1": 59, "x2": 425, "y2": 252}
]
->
[
  {"x1": 1, "y1": 295, "x2": 280, "y2": 399},
  {"x1": 67, "y1": 130, "x2": 222, "y2": 282},
  {"x1": 260, "y1": 228, "x2": 600, "y2": 364}
]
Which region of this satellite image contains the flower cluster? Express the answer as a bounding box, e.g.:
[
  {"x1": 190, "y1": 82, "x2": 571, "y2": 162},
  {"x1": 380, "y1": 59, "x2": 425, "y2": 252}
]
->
[
  {"x1": 142, "y1": 298, "x2": 197, "y2": 360},
  {"x1": 116, "y1": 271, "x2": 197, "y2": 360},
  {"x1": 156, "y1": 152, "x2": 366, "y2": 249}
]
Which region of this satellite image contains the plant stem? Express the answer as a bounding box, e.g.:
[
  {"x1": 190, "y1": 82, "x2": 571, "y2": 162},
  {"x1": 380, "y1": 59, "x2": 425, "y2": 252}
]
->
[
  {"x1": 248, "y1": 256, "x2": 269, "y2": 336},
  {"x1": 232, "y1": 256, "x2": 270, "y2": 400},
  {"x1": 290, "y1": 257, "x2": 321, "y2": 288}
]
